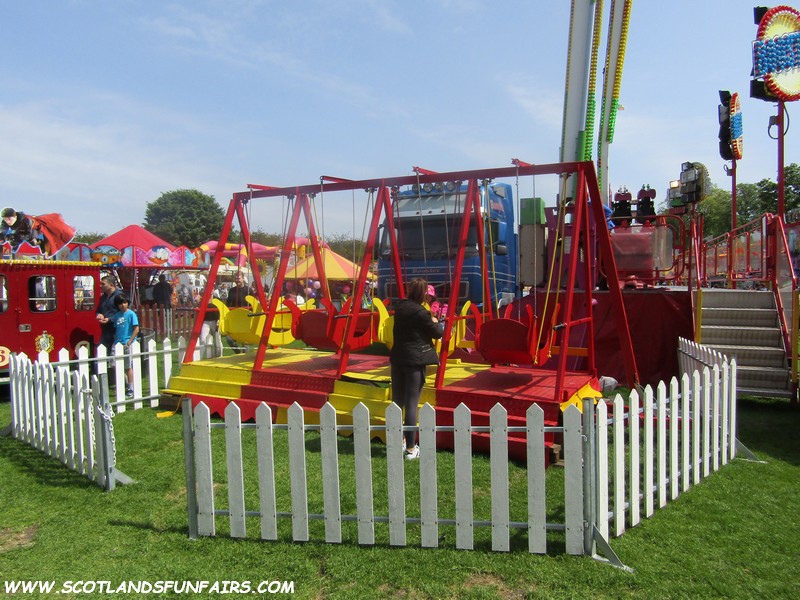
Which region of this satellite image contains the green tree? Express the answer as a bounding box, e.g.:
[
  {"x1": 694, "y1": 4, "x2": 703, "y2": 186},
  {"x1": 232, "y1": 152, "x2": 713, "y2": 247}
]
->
[
  {"x1": 787, "y1": 163, "x2": 800, "y2": 211},
  {"x1": 698, "y1": 186, "x2": 732, "y2": 240},
  {"x1": 326, "y1": 232, "x2": 366, "y2": 262},
  {"x1": 755, "y1": 176, "x2": 778, "y2": 215},
  {"x1": 669, "y1": 163, "x2": 800, "y2": 239},
  {"x1": 735, "y1": 182, "x2": 760, "y2": 225},
  {"x1": 741, "y1": 163, "x2": 800, "y2": 218},
  {"x1": 250, "y1": 229, "x2": 284, "y2": 247},
  {"x1": 143, "y1": 189, "x2": 225, "y2": 248},
  {"x1": 72, "y1": 231, "x2": 107, "y2": 244}
]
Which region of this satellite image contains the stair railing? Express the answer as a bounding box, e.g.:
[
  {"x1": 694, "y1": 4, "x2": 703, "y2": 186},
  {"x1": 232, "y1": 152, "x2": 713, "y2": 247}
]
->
[
  {"x1": 701, "y1": 215, "x2": 771, "y2": 288},
  {"x1": 768, "y1": 215, "x2": 797, "y2": 393}
]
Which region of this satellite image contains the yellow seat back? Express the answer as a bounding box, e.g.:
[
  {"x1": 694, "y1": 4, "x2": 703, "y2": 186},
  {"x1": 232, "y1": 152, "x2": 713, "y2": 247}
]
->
[
  {"x1": 226, "y1": 307, "x2": 262, "y2": 345},
  {"x1": 245, "y1": 294, "x2": 261, "y2": 313},
  {"x1": 268, "y1": 302, "x2": 296, "y2": 346},
  {"x1": 211, "y1": 299, "x2": 230, "y2": 335},
  {"x1": 431, "y1": 301, "x2": 471, "y2": 352},
  {"x1": 454, "y1": 301, "x2": 474, "y2": 349},
  {"x1": 373, "y1": 298, "x2": 394, "y2": 349}
]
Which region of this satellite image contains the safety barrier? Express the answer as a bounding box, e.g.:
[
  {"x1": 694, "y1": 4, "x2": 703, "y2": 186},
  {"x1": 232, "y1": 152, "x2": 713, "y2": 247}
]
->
[
  {"x1": 137, "y1": 306, "x2": 198, "y2": 341},
  {"x1": 678, "y1": 337, "x2": 729, "y2": 375},
  {"x1": 6, "y1": 355, "x2": 125, "y2": 490},
  {"x1": 3, "y1": 336, "x2": 194, "y2": 489},
  {"x1": 31, "y1": 334, "x2": 226, "y2": 412},
  {"x1": 182, "y1": 342, "x2": 741, "y2": 567}
]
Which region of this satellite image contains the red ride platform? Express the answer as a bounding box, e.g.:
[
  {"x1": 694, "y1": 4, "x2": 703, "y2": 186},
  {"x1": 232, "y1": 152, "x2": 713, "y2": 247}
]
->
[{"x1": 164, "y1": 348, "x2": 598, "y2": 465}]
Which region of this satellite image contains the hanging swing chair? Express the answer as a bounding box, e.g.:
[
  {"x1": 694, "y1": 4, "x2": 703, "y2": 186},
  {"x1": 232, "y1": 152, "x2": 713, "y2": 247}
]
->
[
  {"x1": 473, "y1": 166, "x2": 566, "y2": 368},
  {"x1": 283, "y1": 295, "x2": 382, "y2": 352},
  {"x1": 278, "y1": 186, "x2": 386, "y2": 353},
  {"x1": 473, "y1": 302, "x2": 561, "y2": 367}
]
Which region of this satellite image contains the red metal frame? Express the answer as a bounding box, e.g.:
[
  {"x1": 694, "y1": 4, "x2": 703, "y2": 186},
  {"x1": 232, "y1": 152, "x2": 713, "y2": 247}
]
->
[
  {"x1": 771, "y1": 215, "x2": 796, "y2": 354},
  {"x1": 184, "y1": 161, "x2": 640, "y2": 399},
  {"x1": 703, "y1": 216, "x2": 770, "y2": 287},
  {"x1": 433, "y1": 178, "x2": 488, "y2": 388}
]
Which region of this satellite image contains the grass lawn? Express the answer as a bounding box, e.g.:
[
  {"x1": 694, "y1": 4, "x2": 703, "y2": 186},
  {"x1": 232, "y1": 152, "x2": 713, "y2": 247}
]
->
[{"x1": 0, "y1": 396, "x2": 798, "y2": 599}]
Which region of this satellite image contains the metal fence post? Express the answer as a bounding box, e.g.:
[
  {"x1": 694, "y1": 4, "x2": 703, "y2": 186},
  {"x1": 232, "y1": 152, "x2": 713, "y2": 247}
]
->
[
  {"x1": 92, "y1": 376, "x2": 113, "y2": 491},
  {"x1": 100, "y1": 373, "x2": 116, "y2": 491},
  {"x1": 582, "y1": 397, "x2": 596, "y2": 556}
]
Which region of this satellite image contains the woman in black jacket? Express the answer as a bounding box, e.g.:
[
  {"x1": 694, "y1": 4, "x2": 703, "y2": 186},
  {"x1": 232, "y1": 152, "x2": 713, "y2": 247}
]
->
[{"x1": 389, "y1": 278, "x2": 444, "y2": 460}]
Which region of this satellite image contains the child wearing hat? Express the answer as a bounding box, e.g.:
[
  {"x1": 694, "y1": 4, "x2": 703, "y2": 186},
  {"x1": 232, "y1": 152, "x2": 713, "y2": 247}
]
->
[{"x1": 425, "y1": 284, "x2": 444, "y2": 319}]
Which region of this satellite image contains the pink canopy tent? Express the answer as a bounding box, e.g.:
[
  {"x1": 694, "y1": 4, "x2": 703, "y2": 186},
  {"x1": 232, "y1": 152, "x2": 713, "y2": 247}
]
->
[
  {"x1": 91, "y1": 225, "x2": 206, "y2": 269},
  {"x1": 198, "y1": 236, "x2": 324, "y2": 267},
  {"x1": 90, "y1": 224, "x2": 209, "y2": 308},
  {"x1": 93, "y1": 224, "x2": 174, "y2": 251}
]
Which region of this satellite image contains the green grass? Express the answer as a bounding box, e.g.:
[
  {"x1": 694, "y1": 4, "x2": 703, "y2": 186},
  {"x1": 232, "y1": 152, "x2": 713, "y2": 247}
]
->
[{"x1": 0, "y1": 397, "x2": 798, "y2": 599}]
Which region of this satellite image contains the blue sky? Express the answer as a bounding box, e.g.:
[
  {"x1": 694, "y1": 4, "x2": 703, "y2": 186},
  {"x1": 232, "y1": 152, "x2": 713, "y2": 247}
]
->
[{"x1": 0, "y1": 1, "x2": 797, "y2": 238}]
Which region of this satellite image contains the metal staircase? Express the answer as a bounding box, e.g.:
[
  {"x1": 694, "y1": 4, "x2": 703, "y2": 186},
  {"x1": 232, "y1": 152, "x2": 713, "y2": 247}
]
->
[{"x1": 697, "y1": 289, "x2": 793, "y2": 398}]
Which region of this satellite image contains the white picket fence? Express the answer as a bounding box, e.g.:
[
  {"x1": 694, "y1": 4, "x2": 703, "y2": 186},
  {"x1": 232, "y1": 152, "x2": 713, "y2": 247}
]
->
[
  {"x1": 678, "y1": 337, "x2": 729, "y2": 378},
  {"x1": 5, "y1": 336, "x2": 194, "y2": 489},
  {"x1": 42, "y1": 338, "x2": 187, "y2": 412},
  {"x1": 3, "y1": 333, "x2": 746, "y2": 557},
  {"x1": 7, "y1": 354, "x2": 123, "y2": 489},
  {"x1": 182, "y1": 342, "x2": 742, "y2": 566}
]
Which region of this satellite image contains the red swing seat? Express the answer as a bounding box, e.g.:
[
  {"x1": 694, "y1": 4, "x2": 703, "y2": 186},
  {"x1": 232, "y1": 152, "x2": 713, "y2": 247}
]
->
[
  {"x1": 475, "y1": 303, "x2": 555, "y2": 367},
  {"x1": 286, "y1": 297, "x2": 378, "y2": 352}
]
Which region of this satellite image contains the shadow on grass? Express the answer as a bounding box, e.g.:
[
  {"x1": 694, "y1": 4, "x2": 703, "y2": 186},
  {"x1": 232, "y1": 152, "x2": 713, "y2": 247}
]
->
[
  {"x1": 303, "y1": 433, "x2": 389, "y2": 459},
  {"x1": 177, "y1": 517, "x2": 572, "y2": 557},
  {"x1": 108, "y1": 518, "x2": 188, "y2": 536},
  {"x1": 737, "y1": 397, "x2": 800, "y2": 466},
  {"x1": 0, "y1": 433, "x2": 99, "y2": 490}
]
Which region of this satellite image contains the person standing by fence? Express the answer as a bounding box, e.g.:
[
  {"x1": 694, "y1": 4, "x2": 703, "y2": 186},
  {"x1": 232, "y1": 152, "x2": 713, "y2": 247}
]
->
[
  {"x1": 389, "y1": 278, "x2": 444, "y2": 460},
  {"x1": 153, "y1": 273, "x2": 174, "y2": 338},
  {"x1": 153, "y1": 274, "x2": 173, "y2": 307},
  {"x1": 95, "y1": 275, "x2": 122, "y2": 352},
  {"x1": 98, "y1": 293, "x2": 140, "y2": 398},
  {"x1": 200, "y1": 291, "x2": 223, "y2": 358}
]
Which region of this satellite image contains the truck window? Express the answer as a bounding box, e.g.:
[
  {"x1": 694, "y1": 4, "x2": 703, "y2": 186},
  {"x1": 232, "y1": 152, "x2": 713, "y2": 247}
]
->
[
  {"x1": 488, "y1": 218, "x2": 502, "y2": 246},
  {"x1": 73, "y1": 275, "x2": 96, "y2": 310},
  {"x1": 388, "y1": 216, "x2": 480, "y2": 260},
  {"x1": 29, "y1": 276, "x2": 56, "y2": 312},
  {"x1": 0, "y1": 275, "x2": 7, "y2": 313}
]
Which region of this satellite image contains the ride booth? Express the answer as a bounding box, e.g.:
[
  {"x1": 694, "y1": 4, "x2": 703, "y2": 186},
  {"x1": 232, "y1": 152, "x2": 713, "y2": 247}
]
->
[
  {"x1": 168, "y1": 162, "x2": 639, "y2": 464},
  {"x1": 90, "y1": 225, "x2": 210, "y2": 340}
]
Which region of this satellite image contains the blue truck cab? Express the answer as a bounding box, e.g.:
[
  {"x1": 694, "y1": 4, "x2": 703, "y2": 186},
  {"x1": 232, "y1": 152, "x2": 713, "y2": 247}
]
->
[{"x1": 376, "y1": 181, "x2": 518, "y2": 309}]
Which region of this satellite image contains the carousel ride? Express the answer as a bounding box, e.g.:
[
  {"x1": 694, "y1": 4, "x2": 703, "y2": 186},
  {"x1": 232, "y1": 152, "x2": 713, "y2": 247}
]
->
[{"x1": 163, "y1": 161, "x2": 639, "y2": 462}]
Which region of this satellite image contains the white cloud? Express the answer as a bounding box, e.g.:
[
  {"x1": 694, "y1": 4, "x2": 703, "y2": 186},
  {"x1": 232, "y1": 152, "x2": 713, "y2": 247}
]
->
[
  {"x1": 0, "y1": 100, "x2": 236, "y2": 233},
  {"x1": 139, "y1": 3, "x2": 410, "y2": 121},
  {"x1": 504, "y1": 82, "x2": 564, "y2": 133},
  {"x1": 362, "y1": 0, "x2": 411, "y2": 34}
]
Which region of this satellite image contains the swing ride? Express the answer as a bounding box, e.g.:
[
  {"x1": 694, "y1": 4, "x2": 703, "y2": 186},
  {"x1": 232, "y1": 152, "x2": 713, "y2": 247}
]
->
[
  {"x1": 162, "y1": 160, "x2": 639, "y2": 463},
  {"x1": 160, "y1": 0, "x2": 674, "y2": 463}
]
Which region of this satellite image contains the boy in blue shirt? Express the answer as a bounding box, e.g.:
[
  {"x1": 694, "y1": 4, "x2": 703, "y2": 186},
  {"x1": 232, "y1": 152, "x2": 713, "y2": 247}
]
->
[{"x1": 99, "y1": 294, "x2": 140, "y2": 398}]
